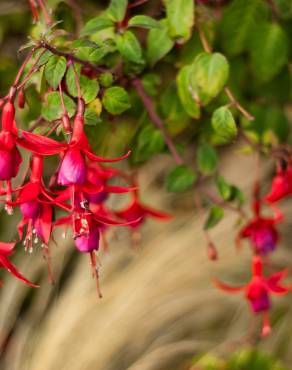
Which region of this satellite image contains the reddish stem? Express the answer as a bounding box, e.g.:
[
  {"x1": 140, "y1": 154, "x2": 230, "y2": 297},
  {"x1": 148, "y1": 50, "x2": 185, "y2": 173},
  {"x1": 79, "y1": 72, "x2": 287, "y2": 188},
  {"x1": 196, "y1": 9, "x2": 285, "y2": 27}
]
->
[{"x1": 132, "y1": 77, "x2": 184, "y2": 165}]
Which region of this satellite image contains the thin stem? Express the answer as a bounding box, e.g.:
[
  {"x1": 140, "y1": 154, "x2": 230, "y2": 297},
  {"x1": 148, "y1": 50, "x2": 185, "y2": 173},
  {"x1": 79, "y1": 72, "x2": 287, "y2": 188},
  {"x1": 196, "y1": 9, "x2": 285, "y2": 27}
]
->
[
  {"x1": 72, "y1": 63, "x2": 82, "y2": 100},
  {"x1": 128, "y1": 0, "x2": 149, "y2": 8},
  {"x1": 39, "y1": 41, "x2": 107, "y2": 73},
  {"x1": 196, "y1": 24, "x2": 254, "y2": 121},
  {"x1": 14, "y1": 48, "x2": 36, "y2": 86},
  {"x1": 132, "y1": 77, "x2": 184, "y2": 165},
  {"x1": 200, "y1": 188, "x2": 247, "y2": 219},
  {"x1": 36, "y1": 0, "x2": 52, "y2": 25}
]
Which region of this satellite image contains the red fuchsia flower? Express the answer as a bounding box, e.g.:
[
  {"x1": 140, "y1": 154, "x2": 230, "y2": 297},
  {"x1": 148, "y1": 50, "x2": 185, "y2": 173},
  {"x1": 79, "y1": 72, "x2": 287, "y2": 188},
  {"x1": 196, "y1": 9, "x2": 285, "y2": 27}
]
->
[
  {"x1": 0, "y1": 242, "x2": 38, "y2": 287},
  {"x1": 265, "y1": 163, "x2": 292, "y2": 203},
  {"x1": 115, "y1": 189, "x2": 172, "y2": 235},
  {"x1": 0, "y1": 100, "x2": 22, "y2": 214},
  {"x1": 237, "y1": 198, "x2": 282, "y2": 256},
  {"x1": 18, "y1": 100, "x2": 130, "y2": 187},
  {"x1": 214, "y1": 256, "x2": 290, "y2": 337},
  {"x1": 54, "y1": 209, "x2": 138, "y2": 297}
]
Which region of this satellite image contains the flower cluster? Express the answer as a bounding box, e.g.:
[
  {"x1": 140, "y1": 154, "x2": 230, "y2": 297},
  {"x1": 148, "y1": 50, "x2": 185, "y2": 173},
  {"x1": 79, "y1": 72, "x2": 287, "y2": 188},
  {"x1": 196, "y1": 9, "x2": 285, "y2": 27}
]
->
[
  {"x1": 0, "y1": 80, "x2": 170, "y2": 294},
  {"x1": 215, "y1": 165, "x2": 292, "y2": 337}
]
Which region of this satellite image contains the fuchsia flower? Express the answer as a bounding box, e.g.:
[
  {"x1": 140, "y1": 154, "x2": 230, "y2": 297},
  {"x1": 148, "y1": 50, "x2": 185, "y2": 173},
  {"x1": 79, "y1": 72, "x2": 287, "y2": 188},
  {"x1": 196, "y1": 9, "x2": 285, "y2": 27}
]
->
[
  {"x1": 116, "y1": 190, "x2": 172, "y2": 229},
  {"x1": 0, "y1": 242, "x2": 38, "y2": 287},
  {"x1": 18, "y1": 104, "x2": 130, "y2": 186},
  {"x1": 0, "y1": 100, "x2": 22, "y2": 213},
  {"x1": 265, "y1": 163, "x2": 292, "y2": 203},
  {"x1": 7, "y1": 155, "x2": 54, "y2": 252},
  {"x1": 238, "y1": 197, "x2": 282, "y2": 256},
  {"x1": 214, "y1": 256, "x2": 290, "y2": 337}
]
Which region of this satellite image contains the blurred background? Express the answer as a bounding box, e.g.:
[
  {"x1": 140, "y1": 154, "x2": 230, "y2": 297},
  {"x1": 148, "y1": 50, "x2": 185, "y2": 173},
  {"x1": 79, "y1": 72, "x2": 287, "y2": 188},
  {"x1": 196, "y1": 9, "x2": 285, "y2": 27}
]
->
[{"x1": 0, "y1": 1, "x2": 292, "y2": 370}]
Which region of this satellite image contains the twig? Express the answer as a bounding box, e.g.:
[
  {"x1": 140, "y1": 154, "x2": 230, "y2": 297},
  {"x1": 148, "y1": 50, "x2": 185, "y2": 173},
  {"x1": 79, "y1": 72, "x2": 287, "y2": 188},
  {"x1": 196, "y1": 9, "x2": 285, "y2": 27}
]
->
[
  {"x1": 132, "y1": 77, "x2": 184, "y2": 165},
  {"x1": 128, "y1": 0, "x2": 149, "y2": 8},
  {"x1": 200, "y1": 188, "x2": 247, "y2": 219},
  {"x1": 36, "y1": 0, "x2": 52, "y2": 25},
  {"x1": 39, "y1": 41, "x2": 107, "y2": 74},
  {"x1": 196, "y1": 24, "x2": 254, "y2": 121}
]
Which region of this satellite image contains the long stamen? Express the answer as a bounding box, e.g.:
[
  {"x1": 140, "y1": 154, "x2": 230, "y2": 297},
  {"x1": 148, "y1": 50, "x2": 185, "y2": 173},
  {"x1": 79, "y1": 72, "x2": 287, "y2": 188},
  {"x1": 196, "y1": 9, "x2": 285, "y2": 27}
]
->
[
  {"x1": 5, "y1": 181, "x2": 13, "y2": 215},
  {"x1": 90, "y1": 251, "x2": 102, "y2": 298},
  {"x1": 42, "y1": 244, "x2": 55, "y2": 284}
]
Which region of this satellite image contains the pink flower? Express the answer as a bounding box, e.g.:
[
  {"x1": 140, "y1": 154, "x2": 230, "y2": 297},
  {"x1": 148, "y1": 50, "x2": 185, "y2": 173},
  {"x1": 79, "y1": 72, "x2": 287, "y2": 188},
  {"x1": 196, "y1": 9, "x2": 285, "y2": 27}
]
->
[
  {"x1": 265, "y1": 164, "x2": 292, "y2": 203},
  {"x1": 214, "y1": 256, "x2": 290, "y2": 337},
  {"x1": 57, "y1": 148, "x2": 86, "y2": 186}
]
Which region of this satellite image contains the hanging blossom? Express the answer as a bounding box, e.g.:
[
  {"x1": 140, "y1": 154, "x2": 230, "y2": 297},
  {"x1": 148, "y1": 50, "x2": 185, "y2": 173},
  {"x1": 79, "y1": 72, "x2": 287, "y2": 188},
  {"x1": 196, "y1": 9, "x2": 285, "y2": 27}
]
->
[
  {"x1": 265, "y1": 162, "x2": 292, "y2": 204},
  {"x1": 0, "y1": 96, "x2": 22, "y2": 214},
  {"x1": 214, "y1": 256, "x2": 291, "y2": 337},
  {"x1": 237, "y1": 196, "x2": 283, "y2": 256}
]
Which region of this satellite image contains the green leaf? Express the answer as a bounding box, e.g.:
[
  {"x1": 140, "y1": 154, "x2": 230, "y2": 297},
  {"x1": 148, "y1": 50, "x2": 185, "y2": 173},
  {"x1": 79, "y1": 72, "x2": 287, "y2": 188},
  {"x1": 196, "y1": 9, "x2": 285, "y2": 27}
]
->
[
  {"x1": 76, "y1": 44, "x2": 115, "y2": 63},
  {"x1": 164, "y1": 0, "x2": 194, "y2": 40},
  {"x1": 146, "y1": 19, "x2": 174, "y2": 66},
  {"x1": 190, "y1": 52, "x2": 229, "y2": 105},
  {"x1": 41, "y1": 92, "x2": 76, "y2": 121},
  {"x1": 197, "y1": 143, "x2": 218, "y2": 174},
  {"x1": 36, "y1": 50, "x2": 53, "y2": 66},
  {"x1": 249, "y1": 23, "x2": 289, "y2": 82},
  {"x1": 128, "y1": 15, "x2": 161, "y2": 29},
  {"x1": 141, "y1": 73, "x2": 161, "y2": 96},
  {"x1": 221, "y1": 0, "x2": 269, "y2": 56},
  {"x1": 166, "y1": 165, "x2": 196, "y2": 192},
  {"x1": 44, "y1": 55, "x2": 67, "y2": 89},
  {"x1": 84, "y1": 107, "x2": 100, "y2": 126},
  {"x1": 106, "y1": 0, "x2": 128, "y2": 22},
  {"x1": 99, "y1": 72, "x2": 113, "y2": 88},
  {"x1": 211, "y1": 106, "x2": 237, "y2": 141},
  {"x1": 66, "y1": 65, "x2": 99, "y2": 104},
  {"x1": 102, "y1": 86, "x2": 131, "y2": 115},
  {"x1": 80, "y1": 16, "x2": 114, "y2": 36},
  {"x1": 216, "y1": 176, "x2": 232, "y2": 201},
  {"x1": 204, "y1": 206, "x2": 224, "y2": 230},
  {"x1": 177, "y1": 65, "x2": 200, "y2": 119},
  {"x1": 132, "y1": 125, "x2": 165, "y2": 163},
  {"x1": 116, "y1": 30, "x2": 144, "y2": 64}
]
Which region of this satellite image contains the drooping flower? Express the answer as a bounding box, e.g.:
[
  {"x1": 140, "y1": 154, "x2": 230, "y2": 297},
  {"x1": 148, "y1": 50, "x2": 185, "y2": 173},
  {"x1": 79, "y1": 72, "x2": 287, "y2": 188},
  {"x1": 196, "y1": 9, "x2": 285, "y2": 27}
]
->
[
  {"x1": 0, "y1": 241, "x2": 38, "y2": 287},
  {"x1": 238, "y1": 216, "x2": 279, "y2": 255},
  {"x1": 237, "y1": 195, "x2": 282, "y2": 255},
  {"x1": 0, "y1": 100, "x2": 22, "y2": 214},
  {"x1": 54, "y1": 209, "x2": 138, "y2": 297},
  {"x1": 116, "y1": 190, "x2": 172, "y2": 230},
  {"x1": 265, "y1": 163, "x2": 292, "y2": 203},
  {"x1": 214, "y1": 256, "x2": 290, "y2": 337},
  {"x1": 18, "y1": 103, "x2": 130, "y2": 187}
]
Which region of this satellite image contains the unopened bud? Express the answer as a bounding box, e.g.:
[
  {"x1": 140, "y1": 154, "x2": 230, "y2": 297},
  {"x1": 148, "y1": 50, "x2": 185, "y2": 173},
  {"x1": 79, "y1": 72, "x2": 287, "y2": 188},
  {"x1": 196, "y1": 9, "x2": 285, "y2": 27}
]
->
[
  {"x1": 207, "y1": 242, "x2": 218, "y2": 261},
  {"x1": 18, "y1": 89, "x2": 25, "y2": 109}
]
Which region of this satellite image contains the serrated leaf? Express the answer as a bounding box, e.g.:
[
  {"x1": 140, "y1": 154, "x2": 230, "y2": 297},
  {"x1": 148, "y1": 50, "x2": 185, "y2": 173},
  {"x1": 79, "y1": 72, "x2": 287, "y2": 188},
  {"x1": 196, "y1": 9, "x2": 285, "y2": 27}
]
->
[
  {"x1": 166, "y1": 165, "x2": 196, "y2": 192},
  {"x1": 132, "y1": 125, "x2": 165, "y2": 163},
  {"x1": 164, "y1": 0, "x2": 194, "y2": 40},
  {"x1": 36, "y1": 50, "x2": 53, "y2": 66},
  {"x1": 177, "y1": 65, "x2": 200, "y2": 119},
  {"x1": 146, "y1": 19, "x2": 174, "y2": 66},
  {"x1": 84, "y1": 107, "x2": 100, "y2": 126},
  {"x1": 128, "y1": 15, "x2": 161, "y2": 29},
  {"x1": 41, "y1": 92, "x2": 76, "y2": 121},
  {"x1": 44, "y1": 55, "x2": 67, "y2": 89},
  {"x1": 80, "y1": 16, "x2": 114, "y2": 36},
  {"x1": 106, "y1": 0, "x2": 128, "y2": 22},
  {"x1": 102, "y1": 86, "x2": 131, "y2": 115},
  {"x1": 116, "y1": 30, "x2": 144, "y2": 64},
  {"x1": 221, "y1": 0, "x2": 269, "y2": 56},
  {"x1": 197, "y1": 143, "x2": 218, "y2": 174},
  {"x1": 249, "y1": 23, "x2": 289, "y2": 82},
  {"x1": 211, "y1": 106, "x2": 237, "y2": 141},
  {"x1": 190, "y1": 52, "x2": 229, "y2": 105},
  {"x1": 76, "y1": 44, "x2": 115, "y2": 63},
  {"x1": 66, "y1": 65, "x2": 99, "y2": 104}
]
